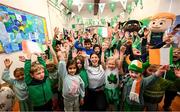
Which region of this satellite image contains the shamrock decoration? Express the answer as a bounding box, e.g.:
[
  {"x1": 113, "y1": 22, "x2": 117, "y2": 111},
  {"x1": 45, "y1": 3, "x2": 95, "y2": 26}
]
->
[{"x1": 107, "y1": 73, "x2": 118, "y2": 84}]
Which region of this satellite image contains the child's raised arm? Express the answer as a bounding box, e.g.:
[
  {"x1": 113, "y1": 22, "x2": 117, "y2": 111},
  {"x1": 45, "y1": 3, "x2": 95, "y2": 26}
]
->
[
  {"x1": 117, "y1": 46, "x2": 126, "y2": 74},
  {"x1": 34, "y1": 53, "x2": 45, "y2": 66},
  {"x1": 1, "y1": 59, "x2": 15, "y2": 85},
  {"x1": 46, "y1": 40, "x2": 58, "y2": 65},
  {"x1": 101, "y1": 43, "x2": 107, "y2": 69},
  {"x1": 24, "y1": 53, "x2": 32, "y2": 84}
]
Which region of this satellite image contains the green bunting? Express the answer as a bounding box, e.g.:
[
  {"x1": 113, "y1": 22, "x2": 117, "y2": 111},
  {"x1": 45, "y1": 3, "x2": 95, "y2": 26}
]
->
[
  {"x1": 67, "y1": 0, "x2": 73, "y2": 9},
  {"x1": 109, "y1": 2, "x2": 116, "y2": 12},
  {"x1": 101, "y1": 18, "x2": 106, "y2": 25},
  {"x1": 87, "y1": 3, "x2": 94, "y2": 13},
  {"x1": 127, "y1": 4, "x2": 132, "y2": 14},
  {"x1": 134, "y1": 0, "x2": 139, "y2": 6}
]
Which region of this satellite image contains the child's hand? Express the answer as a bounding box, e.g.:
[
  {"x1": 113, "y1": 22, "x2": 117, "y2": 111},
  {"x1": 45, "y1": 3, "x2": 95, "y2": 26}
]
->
[
  {"x1": 19, "y1": 56, "x2": 26, "y2": 62},
  {"x1": 45, "y1": 40, "x2": 52, "y2": 47},
  {"x1": 102, "y1": 43, "x2": 107, "y2": 52},
  {"x1": 34, "y1": 52, "x2": 41, "y2": 57},
  {"x1": 113, "y1": 49, "x2": 119, "y2": 60},
  {"x1": 125, "y1": 40, "x2": 133, "y2": 46},
  {"x1": 80, "y1": 51, "x2": 87, "y2": 57},
  {"x1": 26, "y1": 52, "x2": 32, "y2": 60},
  {"x1": 60, "y1": 44, "x2": 66, "y2": 52},
  {"x1": 164, "y1": 37, "x2": 173, "y2": 45},
  {"x1": 80, "y1": 98, "x2": 84, "y2": 106},
  {"x1": 155, "y1": 65, "x2": 169, "y2": 77},
  {"x1": 54, "y1": 27, "x2": 60, "y2": 38},
  {"x1": 144, "y1": 29, "x2": 150, "y2": 37},
  {"x1": 57, "y1": 51, "x2": 65, "y2": 61},
  {"x1": 120, "y1": 45, "x2": 126, "y2": 54},
  {"x1": 119, "y1": 31, "x2": 124, "y2": 39},
  {"x1": 4, "y1": 59, "x2": 13, "y2": 69}
]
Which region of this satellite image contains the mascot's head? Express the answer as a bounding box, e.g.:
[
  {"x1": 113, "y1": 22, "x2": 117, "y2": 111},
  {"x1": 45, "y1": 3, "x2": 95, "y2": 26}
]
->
[
  {"x1": 149, "y1": 12, "x2": 176, "y2": 32},
  {"x1": 123, "y1": 20, "x2": 143, "y2": 33}
]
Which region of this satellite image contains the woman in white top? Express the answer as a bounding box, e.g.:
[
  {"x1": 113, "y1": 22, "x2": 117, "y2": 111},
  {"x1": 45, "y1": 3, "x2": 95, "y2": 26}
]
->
[{"x1": 84, "y1": 53, "x2": 106, "y2": 111}]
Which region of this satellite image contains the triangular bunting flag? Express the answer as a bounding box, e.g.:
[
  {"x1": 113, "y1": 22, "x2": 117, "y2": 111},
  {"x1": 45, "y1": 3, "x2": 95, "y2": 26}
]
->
[
  {"x1": 120, "y1": 0, "x2": 127, "y2": 10},
  {"x1": 78, "y1": 3, "x2": 84, "y2": 12},
  {"x1": 71, "y1": 12, "x2": 75, "y2": 18},
  {"x1": 87, "y1": 3, "x2": 94, "y2": 13},
  {"x1": 99, "y1": 3, "x2": 106, "y2": 13},
  {"x1": 149, "y1": 47, "x2": 173, "y2": 65}
]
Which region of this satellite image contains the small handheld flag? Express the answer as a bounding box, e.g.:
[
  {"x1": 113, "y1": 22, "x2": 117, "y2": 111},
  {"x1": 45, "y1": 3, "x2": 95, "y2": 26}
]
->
[
  {"x1": 149, "y1": 47, "x2": 173, "y2": 65},
  {"x1": 22, "y1": 40, "x2": 46, "y2": 54},
  {"x1": 98, "y1": 27, "x2": 108, "y2": 38}
]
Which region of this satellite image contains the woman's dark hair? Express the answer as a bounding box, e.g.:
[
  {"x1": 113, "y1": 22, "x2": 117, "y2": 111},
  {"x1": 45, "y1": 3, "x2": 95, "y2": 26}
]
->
[
  {"x1": 14, "y1": 67, "x2": 24, "y2": 76},
  {"x1": 92, "y1": 33, "x2": 97, "y2": 38},
  {"x1": 55, "y1": 40, "x2": 62, "y2": 46},
  {"x1": 66, "y1": 59, "x2": 79, "y2": 74}
]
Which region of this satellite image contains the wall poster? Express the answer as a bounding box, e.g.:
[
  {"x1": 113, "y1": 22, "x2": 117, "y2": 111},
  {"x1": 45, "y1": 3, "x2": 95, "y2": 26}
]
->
[{"x1": 0, "y1": 3, "x2": 48, "y2": 53}]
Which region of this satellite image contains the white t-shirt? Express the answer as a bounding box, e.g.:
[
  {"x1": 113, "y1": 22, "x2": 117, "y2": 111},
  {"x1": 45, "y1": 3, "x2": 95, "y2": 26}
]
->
[
  {"x1": 86, "y1": 65, "x2": 105, "y2": 89},
  {"x1": 105, "y1": 68, "x2": 119, "y2": 89}
]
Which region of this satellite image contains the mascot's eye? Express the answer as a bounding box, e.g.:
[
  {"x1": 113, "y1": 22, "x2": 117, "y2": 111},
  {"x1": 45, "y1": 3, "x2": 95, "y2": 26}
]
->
[
  {"x1": 153, "y1": 22, "x2": 155, "y2": 24},
  {"x1": 160, "y1": 22, "x2": 163, "y2": 25}
]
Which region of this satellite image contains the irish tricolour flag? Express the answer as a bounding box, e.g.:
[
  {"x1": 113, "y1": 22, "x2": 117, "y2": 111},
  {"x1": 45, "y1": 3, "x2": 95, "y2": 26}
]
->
[
  {"x1": 22, "y1": 40, "x2": 46, "y2": 54},
  {"x1": 149, "y1": 47, "x2": 173, "y2": 65}
]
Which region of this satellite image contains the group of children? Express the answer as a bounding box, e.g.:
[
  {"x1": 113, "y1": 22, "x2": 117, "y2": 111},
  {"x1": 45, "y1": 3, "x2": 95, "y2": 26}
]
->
[{"x1": 0, "y1": 22, "x2": 180, "y2": 111}]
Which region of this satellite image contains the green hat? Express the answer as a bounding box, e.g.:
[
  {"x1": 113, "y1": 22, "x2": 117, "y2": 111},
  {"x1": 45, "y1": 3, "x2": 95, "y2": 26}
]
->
[{"x1": 128, "y1": 60, "x2": 144, "y2": 73}]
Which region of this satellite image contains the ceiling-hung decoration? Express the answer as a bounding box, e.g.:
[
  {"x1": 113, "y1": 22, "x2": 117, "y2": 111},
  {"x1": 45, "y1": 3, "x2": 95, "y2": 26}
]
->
[
  {"x1": 139, "y1": 0, "x2": 143, "y2": 9},
  {"x1": 134, "y1": 0, "x2": 139, "y2": 6},
  {"x1": 100, "y1": 18, "x2": 106, "y2": 25},
  {"x1": 120, "y1": 0, "x2": 127, "y2": 10},
  {"x1": 87, "y1": 3, "x2": 94, "y2": 13},
  {"x1": 78, "y1": 3, "x2": 84, "y2": 12},
  {"x1": 98, "y1": 3, "x2": 106, "y2": 14},
  {"x1": 109, "y1": 2, "x2": 116, "y2": 12},
  {"x1": 67, "y1": 0, "x2": 73, "y2": 9},
  {"x1": 76, "y1": 15, "x2": 81, "y2": 23},
  {"x1": 127, "y1": 4, "x2": 132, "y2": 14}
]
